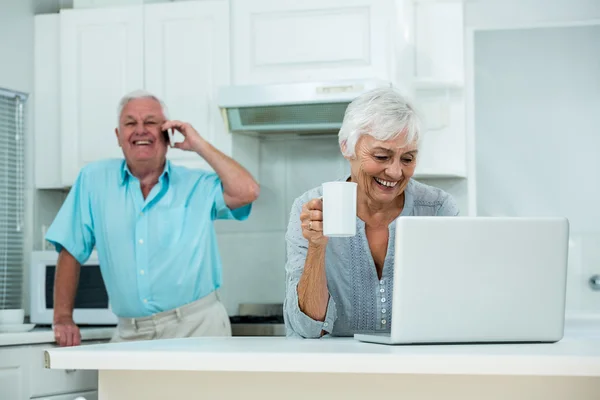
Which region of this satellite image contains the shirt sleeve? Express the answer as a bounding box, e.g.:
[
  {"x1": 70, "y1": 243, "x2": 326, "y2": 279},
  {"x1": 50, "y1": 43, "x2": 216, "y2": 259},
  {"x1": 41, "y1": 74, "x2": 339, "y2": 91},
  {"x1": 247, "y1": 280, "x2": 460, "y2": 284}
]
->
[
  {"x1": 203, "y1": 172, "x2": 252, "y2": 221},
  {"x1": 436, "y1": 194, "x2": 460, "y2": 216},
  {"x1": 283, "y1": 197, "x2": 337, "y2": 338},
  {"x1": 45, "y1": 167, "x2": 96, "y2": 264}
]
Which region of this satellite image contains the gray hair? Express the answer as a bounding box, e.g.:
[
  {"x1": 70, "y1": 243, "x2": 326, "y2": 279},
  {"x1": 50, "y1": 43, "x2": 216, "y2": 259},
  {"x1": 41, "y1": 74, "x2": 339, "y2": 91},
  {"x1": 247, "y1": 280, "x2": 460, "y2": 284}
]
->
[
  {"x1": 338, "y1": 86, "x2": 421, "y2": 158},
  {"x1": 116, "y1": 89, "x2": 169, "y2": 125}
]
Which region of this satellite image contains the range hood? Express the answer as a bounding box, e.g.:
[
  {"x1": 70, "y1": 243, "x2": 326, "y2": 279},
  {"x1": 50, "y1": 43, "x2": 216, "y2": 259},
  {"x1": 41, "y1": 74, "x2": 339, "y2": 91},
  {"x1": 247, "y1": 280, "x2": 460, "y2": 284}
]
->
[{"x1": 217, "y1": 79, "x2": 391, "y2": 135}]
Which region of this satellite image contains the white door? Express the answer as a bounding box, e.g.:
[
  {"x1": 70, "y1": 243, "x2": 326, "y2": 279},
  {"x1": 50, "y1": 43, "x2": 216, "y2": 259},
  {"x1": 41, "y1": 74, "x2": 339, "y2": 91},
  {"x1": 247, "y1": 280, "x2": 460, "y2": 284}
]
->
[
  {"x1": 144, "y1": 0, "x2": 231, "y2": 172},
  {"x1": 231, "y1": 0, "x2": 392, "y2": 84},
  {"x1": 60, "y1": 6, "x2": 144, "y2": 186}
]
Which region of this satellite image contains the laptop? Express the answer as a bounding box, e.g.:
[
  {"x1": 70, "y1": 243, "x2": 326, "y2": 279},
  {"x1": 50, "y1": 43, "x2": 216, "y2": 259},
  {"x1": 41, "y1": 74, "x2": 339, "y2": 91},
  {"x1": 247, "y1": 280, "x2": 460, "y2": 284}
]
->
[{"x1": 354, "y1": 216, "x2": 569, "y2": 345}]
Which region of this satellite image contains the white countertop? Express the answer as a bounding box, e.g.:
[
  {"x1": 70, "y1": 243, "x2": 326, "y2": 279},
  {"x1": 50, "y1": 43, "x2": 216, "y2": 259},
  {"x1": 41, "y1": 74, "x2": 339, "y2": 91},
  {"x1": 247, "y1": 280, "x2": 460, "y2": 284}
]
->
[
  {"x1": 0, "y1": 326, "x2": 115, "y2": 347},
  {"x1": 45, "y1": 330, "x2": 600, "y2": 377}
]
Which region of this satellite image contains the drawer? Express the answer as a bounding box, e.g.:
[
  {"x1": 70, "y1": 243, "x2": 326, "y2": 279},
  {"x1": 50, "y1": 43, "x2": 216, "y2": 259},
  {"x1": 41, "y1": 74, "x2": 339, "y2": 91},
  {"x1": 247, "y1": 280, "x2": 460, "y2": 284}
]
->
[{"x1": 29, "y1": 344, "x2": 101, "y2": 398}]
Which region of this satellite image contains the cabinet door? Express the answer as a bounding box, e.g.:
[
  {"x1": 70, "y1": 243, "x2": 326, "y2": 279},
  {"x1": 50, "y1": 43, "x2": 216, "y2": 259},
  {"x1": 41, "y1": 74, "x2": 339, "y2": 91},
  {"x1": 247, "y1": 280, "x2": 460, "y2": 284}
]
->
[
  {"x1": 144, "y1": 0, "x2": 230, "y2": 171},
  {"x1": 414, "y1": 0, "x2": 464, "y2": 87},
  {"x1": 60, "y1": 6, "x2": 144, "y2": 186},
  {"x1": 0, "y1": 347, "x2": 29, "y2": 400},
  {"x1": 34, "y1": 14, "x2": 61, "y2": 189},
  {"x1": 231, "y1": 0, "x2": 392, "y2": 84},
  {"x1": 29, "y1": 344, "x2": 98, "y2": 398},
  {"x1": 413, "y1": 93, "x2": 467, "y2": 178}
]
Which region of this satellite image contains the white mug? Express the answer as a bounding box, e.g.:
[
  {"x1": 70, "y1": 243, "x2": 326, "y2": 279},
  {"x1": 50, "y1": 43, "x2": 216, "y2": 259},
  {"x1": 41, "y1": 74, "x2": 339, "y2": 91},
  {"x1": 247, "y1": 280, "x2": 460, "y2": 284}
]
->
[
  {"x1": 322, "y1": 181, "x2": 357, "y2": 237},
  {"x1": 0, "y1": 308, "x2": 24, "y2": 325}
]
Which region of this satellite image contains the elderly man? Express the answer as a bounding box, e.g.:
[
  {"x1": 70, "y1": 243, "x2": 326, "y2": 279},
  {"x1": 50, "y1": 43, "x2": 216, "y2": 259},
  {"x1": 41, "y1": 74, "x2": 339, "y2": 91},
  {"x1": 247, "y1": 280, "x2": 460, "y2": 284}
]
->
[{"x1": 46, "y1": 90, "x2": 259, "y2": 346}]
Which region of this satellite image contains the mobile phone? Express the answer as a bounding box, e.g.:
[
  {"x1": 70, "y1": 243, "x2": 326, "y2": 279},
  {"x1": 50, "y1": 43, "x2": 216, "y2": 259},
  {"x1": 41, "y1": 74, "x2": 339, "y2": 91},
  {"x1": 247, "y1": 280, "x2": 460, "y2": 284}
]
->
[{"x1": 162, "y1": 130, "x2": 170, "y2": 146}]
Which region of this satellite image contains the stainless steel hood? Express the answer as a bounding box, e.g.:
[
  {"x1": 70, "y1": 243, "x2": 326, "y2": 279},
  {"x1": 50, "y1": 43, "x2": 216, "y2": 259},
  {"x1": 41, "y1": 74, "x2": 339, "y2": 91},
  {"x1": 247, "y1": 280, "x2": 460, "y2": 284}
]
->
[{"x1": 217, "y1": 79, "x2": 391, "y2": 135}]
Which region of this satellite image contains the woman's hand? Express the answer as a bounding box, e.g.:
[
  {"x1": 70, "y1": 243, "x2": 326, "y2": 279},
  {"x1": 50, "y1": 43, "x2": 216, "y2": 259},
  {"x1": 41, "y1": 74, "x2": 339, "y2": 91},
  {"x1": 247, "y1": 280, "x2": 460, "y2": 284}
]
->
[{"x1": 300, "y1": 198, "x2": 328, "y2": 247}]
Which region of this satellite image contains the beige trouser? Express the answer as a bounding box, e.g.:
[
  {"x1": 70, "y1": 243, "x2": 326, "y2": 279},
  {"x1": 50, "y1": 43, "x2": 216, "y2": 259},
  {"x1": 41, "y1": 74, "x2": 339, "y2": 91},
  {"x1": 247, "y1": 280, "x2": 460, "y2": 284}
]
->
[{"x1": 110, "y1": 291, "x2": 231, "y2": 343}]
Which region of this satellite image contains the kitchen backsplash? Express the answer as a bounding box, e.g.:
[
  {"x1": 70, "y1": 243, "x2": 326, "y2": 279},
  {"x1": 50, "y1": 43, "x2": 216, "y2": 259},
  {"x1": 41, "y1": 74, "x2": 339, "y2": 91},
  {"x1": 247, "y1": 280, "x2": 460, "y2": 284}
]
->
[
  {"x1": 32, "y1": 136, "x2": 594, "y2": 316},
  {"x1": 215, "y1": 136, "x2": 470, "y2": 314},
  {"x1": 29, "y1": 136, "x2": 474, "y2": 315},
  {"x1": 216, "y1": 136, "x2": 348, "y2": 314}
]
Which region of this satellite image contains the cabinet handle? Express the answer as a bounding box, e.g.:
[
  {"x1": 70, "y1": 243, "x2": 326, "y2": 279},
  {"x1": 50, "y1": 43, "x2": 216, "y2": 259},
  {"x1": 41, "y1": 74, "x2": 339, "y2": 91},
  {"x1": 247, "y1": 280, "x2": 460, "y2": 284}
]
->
[
  {"x1": 65, "y1": 368, "x2": 77, "y2": 373},
  {"x1": 589, "y1": 275, "x2": 600, "y2": 291}
]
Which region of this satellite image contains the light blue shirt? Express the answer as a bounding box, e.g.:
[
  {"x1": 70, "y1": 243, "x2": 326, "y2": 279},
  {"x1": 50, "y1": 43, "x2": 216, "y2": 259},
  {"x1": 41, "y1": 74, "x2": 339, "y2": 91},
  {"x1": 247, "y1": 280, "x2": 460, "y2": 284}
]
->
[{"x1": 46, "y1": 158, "x2": 251, "y2": 318}]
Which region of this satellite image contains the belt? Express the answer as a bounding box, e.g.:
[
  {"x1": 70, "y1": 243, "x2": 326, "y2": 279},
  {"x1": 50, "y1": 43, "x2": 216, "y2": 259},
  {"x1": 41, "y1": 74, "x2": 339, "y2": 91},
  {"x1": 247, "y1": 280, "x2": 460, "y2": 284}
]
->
[{"x1": 118, "y1": 291, "x2": 219, "y2": 330}]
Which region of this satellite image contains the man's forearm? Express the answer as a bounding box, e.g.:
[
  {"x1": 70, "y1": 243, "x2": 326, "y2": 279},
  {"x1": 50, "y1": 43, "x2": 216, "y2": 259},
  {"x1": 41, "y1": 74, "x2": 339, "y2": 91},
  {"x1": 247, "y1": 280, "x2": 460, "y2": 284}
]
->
[
  {"x1": 193, "y1": 138, "x2": 259, "y2": 209},
  {"x1": 53, "y1": 249, "x2": 80, "y2": 323},
  {"x1": 297, "y1": 243, "x2": 329, "y2": 322}
]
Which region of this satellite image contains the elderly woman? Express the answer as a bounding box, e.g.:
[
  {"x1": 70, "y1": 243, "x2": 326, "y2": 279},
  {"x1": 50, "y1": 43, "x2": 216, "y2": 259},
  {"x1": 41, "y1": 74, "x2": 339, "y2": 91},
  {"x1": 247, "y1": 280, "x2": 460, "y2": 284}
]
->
[{"x1": 283, "y1": 86, "x2": 459, "y2": 338}]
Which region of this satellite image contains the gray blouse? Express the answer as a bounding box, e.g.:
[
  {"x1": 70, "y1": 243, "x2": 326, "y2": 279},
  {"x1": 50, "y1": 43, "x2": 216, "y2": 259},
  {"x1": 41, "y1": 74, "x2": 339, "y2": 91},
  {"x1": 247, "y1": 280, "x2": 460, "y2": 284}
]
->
[{"x1": 283, "y1": 178, "x2": 459, "y2": 338}]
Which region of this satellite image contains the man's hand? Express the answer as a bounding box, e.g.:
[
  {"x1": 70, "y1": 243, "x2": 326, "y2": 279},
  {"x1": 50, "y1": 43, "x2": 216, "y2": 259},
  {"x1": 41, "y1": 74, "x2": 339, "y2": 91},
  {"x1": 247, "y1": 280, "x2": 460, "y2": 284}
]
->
[
  {"x1": 53, "y1": 316, "x2": 81, "y2": 347},
  {"x1": 161, "y1": 120, "x2": 204, "y2": 153},
  {"x1": 162, "y1": 119, "x2": 259, "y2": 209}
]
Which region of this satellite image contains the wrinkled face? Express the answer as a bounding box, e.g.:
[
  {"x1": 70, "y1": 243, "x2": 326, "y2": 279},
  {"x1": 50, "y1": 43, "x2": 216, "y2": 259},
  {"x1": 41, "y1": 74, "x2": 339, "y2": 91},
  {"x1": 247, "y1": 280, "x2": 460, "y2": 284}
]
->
[
  {"x1": 115, "y1": 98, "x2": 168, "y2": 165},
  {"x1": 346, "y1": 134, "x2": 418, "y2": 205}
]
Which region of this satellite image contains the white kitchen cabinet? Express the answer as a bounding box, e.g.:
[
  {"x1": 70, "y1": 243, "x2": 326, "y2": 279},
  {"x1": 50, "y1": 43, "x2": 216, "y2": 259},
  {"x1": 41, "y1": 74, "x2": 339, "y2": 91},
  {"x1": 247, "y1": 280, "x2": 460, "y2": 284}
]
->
[
  {"x1": 0, "y1": 347, "x2": 29, "y2": 400},
  {"x1": 413, "y1": 0, "x2": 465, "y2": 88},
  {"x1": 60, "y1": 6, "x2": 144, "y2": 186},
  {"x1": 40, "y1": 1, "x2": 232, "y2": 188},
  {"x1": 0, "y1": 342, "x2": 103, "y2": 400},
  {"x1": 411, "y1": 1, "x2": 466, "y2": 179},
  {"x1": 35, "y1": 0, "x2": 466, "y2": 189},
  {"x1": 34, "y1": 15, "x2": 62, "y2": 189},
  {"x1": 29, "y1": 344, "x2": 98, "y2": 398},
  {"x1": 231, "y1": 0, "x2": 396, "y2": 85},
  {"x1": 144, "y1": 0, "x2": 231, "y2": 171},
  {"x1": 413, "y1": 93, "x2": 467, "y2": 178}
]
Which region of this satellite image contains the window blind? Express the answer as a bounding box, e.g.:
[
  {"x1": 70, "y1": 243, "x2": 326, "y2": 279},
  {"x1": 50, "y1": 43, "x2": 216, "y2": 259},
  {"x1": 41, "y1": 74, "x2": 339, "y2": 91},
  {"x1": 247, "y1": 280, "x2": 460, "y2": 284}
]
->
[{"x1": 0, "y1": 88, "x2": 27, "y2": 310}]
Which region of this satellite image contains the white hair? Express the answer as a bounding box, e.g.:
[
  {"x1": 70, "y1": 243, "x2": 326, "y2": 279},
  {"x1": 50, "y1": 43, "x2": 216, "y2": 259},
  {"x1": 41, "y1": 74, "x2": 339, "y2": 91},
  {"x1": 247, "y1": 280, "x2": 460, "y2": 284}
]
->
[
  {"x1": 338, "y1": 86, "x2": 421, "y2": 158},
  {"x1": 116, "y1": 89, "x2": 169, "y2": 125}
]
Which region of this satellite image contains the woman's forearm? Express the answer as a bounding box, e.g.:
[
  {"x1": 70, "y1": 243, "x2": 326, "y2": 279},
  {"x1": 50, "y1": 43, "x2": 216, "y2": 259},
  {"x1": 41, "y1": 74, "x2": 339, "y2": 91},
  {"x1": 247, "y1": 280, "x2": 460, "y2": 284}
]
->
[{"x1": 297, "y1": 243, "x2": 329, "y2": 321}]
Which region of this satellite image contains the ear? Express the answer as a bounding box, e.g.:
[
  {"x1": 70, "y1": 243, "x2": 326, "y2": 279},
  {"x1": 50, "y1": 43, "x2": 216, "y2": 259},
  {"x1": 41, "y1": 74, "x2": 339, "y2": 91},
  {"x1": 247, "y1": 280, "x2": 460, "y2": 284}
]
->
[
  {"x1": 340, "y1": 140, "x2": 352, "y2": 161},
  {"x1": 115, "y1": 128, "x2": 121, "y2": 147}
]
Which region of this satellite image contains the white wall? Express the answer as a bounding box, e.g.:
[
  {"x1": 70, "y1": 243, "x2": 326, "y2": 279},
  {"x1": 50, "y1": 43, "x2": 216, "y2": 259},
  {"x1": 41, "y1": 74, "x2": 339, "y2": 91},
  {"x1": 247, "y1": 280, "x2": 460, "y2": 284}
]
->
[
  {"x1": 0, "y1": 0, "x2": 35, "y2": 311},
  {"x1": 465, "y1": 0, "x2": 600, "y2": 29},
  {"x1": 0, "y1": 0, "x2": 34, "y2": 93},
  {"x1": 473, "y1": 24, "x2": 600, "y2": 314}
]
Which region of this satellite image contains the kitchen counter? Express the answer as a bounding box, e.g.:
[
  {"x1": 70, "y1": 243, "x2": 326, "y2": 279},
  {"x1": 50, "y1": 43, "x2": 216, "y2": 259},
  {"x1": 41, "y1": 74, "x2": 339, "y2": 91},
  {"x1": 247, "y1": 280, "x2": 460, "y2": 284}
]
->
[
  {"x1": 0, "y1": 319, "x2": 281, "y2": 346},
  {"x1": 44, "y1": 334, "x2": 600, "y2": 377},
  {"x1": 0, "y1": 326, "x2": 115, "y2": 347},
  {"x1": 44, "y1": 328, "x2": 600, "y2": 400},
  {"x1": 42, "y1": 317, "x2": 600, "y2": 400}
]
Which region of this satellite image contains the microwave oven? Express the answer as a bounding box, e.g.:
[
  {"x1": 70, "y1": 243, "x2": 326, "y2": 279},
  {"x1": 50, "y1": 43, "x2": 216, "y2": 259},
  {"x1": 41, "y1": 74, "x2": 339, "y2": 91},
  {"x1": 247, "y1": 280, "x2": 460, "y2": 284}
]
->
[{"x1": 30, "y1": 250, "x2": 117, "y2": 325}]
